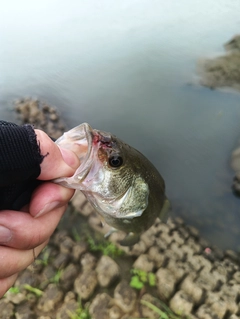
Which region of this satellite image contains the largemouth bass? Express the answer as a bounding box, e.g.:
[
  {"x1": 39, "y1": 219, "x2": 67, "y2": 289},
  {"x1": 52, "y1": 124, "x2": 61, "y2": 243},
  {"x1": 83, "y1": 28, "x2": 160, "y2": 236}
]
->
[{"x1": 54, "y1": 123, "x2": 170, "y2": 246}]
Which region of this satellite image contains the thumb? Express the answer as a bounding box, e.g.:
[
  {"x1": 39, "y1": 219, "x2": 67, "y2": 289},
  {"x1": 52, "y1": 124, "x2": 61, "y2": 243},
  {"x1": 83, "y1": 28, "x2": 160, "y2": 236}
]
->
[{"x1": 35, "y1": 129, "x2": 80, "y2": 180}]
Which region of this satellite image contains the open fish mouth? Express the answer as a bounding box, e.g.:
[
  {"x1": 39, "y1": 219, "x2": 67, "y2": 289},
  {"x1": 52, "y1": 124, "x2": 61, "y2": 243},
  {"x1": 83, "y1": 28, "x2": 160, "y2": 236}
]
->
[{"x1": 54, "y1": 123, "x2": 95, "y2": 187}]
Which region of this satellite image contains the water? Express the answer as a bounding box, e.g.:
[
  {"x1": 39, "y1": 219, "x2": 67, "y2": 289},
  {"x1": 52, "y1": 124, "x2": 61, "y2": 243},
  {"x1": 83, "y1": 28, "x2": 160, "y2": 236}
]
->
[{"x1": 1, "y1": 0, "x2": 240, "y2": 250}]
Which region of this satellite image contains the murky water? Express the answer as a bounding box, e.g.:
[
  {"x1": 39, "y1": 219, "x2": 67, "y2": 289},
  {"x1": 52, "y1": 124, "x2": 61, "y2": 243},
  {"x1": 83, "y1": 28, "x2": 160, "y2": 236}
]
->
[{"x1": 1, "y1": 0, "x2": 240, "y2": 250}]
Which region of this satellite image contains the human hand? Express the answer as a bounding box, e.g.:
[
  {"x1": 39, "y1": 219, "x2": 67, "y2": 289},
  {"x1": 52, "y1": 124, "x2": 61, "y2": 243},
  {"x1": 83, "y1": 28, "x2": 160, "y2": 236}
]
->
[{"x1": 0, "y1": 129, "x2": 80, "y2": 297}]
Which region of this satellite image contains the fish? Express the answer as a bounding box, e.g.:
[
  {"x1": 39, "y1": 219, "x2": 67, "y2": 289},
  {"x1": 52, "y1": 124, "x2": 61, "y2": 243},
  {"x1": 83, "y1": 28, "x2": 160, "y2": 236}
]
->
[{"x1": 54, "y1": 123, "x2": 170, "y2": 246}]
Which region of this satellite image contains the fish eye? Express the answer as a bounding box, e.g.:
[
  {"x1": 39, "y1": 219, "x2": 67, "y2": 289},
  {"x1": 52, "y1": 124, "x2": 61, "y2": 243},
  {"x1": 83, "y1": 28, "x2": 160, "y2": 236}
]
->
[{"x1": 108, "y1": 155, "x2": 123, "y2": 168}]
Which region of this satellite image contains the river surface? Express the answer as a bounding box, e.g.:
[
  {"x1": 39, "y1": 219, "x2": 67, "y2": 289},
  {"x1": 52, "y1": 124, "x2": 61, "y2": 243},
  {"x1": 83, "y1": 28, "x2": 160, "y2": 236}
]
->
[{"x1": 1, "y1": 0, "x2": 240, "y2": 250}]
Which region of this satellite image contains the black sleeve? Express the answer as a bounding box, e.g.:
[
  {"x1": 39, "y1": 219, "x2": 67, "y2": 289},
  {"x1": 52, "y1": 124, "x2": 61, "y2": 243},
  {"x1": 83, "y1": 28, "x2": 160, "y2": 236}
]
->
[{"x1": 0, "y1": 120, "x2": 45, "y2": 210}]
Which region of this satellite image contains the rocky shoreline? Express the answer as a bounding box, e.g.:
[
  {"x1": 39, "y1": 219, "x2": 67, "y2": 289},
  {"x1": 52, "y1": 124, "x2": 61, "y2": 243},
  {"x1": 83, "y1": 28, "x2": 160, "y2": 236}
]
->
[{"x1": 1, "y1": 99, "x2": 240, "y2": 319}]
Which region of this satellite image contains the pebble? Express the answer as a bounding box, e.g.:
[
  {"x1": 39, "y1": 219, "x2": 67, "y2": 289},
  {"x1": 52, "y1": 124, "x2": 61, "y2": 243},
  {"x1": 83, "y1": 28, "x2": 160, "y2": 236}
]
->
[
  {"x1": 15, "y1": 302, "x2": 35, "y2": 319},
  {"x1": 114, "y1": 281, "x2": 137, "y2": 313},
  {"x1": 108, "y1": 305, "x2": 123, "y2": 319},
  {"x1": 60, "y1": 263, "x2": 79, "y2": 291},
  {"x1": 140, "y1": 293, "x2": 164, "y2": 319},
  {"x1": 195, "y1": 268, "x2": 219, "y2": 290},
  {"x1": 0, "y1": 299, "x2": 15, "y2": 319},
  {"x1": 72, "y1": 242, "x2": 88, "y2": 263},
  {"x1": 148, "y1": 246, "x2": 165, "y2": 268},
  {"x1": 180, "y1": 275, "x2": 203, "y2": 304},
  {"x1": 196, "y1": 304, "x2": 215, "y2": 319},
  {"x1": 52, "y1": 253, "x2": 70, "y2": 270},
  {"x1": 74, "y1": 270, "x2": 98, "y2": 300},
  {"x1": 80, "y1": 253, "x2": 97, "y2": 271},
  {"x1": 133, "y1": 254, "x2": 154, "y2": 272},
  {"x1": 37, "y1": 284, "x2": 63, "y2": 312},
  {"x1": 96, "y1": 255, "x2": 120, "y2": 287},
  {"x1": 156, "y1": 268, "x2": 176, "y2": 300},
  {"x1": 169, "y1": 290, "x2": 194, "y2": 315},
  {"x1": 59, "y1": 236, "x2": 75, "y2": 254},
  {"x1": 89, "y1": 293, "x2": 113, "y2": 319}
]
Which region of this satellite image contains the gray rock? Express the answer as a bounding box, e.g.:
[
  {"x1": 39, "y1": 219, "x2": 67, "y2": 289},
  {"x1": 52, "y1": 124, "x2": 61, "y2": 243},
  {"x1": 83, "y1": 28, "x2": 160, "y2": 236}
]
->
[
  {"x1": 180, "y1": 275, "x2": 203, "y2": 304},
  {"x1": 59, "y1": 236, "x2": 75, "y2": 254},
  {"x1": 180, "y1": 244, "x2": 195, "y2": 258},
  {"x1": 166, "y1": 260, "x2": 188, "y2": 282},
  {"x1": 140, "y1": 228, "x2": 156, "y2": 248},
  {"x1": 133, "y1": 254, "x2": 154, "y2": 273},
  {"x1": 60, "y1": 263, "x2": 79, "y2": 291},
  {"x1": 156, "y1": 268, "x2": 176, "y2": 300},
  {"x1": 140, "y1": 293, "x2": 164, "y2": 319},
  {"x1": 196, "y1": 304, "x2": 215, "y2": 319},
  {"x1": 15, "y1": 269, "x2": 40, "y2": 289},
  {"x1": 15, "y1": 303, "x2": 36, "y2": 319},
  {"x1": 169, "y1": 290, "x2": 194, "y2": 316},
  {"x1": 0, "y1": 299, "x2": 14, "y2": 319},
  {"x1": 80, "y1": 253, "x2": 97, "y2": 272},
  {"x1": 72, "y1": 242, "x2": 88, "y2": 263},
  {"x1": 114, "y1": 281, "x2": 137, "y2": 313},
  {"x1": 233, "y1": 271, "x2": 240, "y2": 283},
  {"x1": 159, "y1": 231, "x2": 173, "y2": 246},
  {"x1": 187, "y1": 255, "x2": 212, "y2": 272},
  {"x1": 171, "y1": 231, "x2": 185, "y2": 246},
  {"x1": 52, "y1": 253, "x2": 70, "y2": 270},
  {"x1": 209, "y1": 300, "x2": 227, "y2": 319},
  {"x1": 39, "y1": 265, "x2": 56, "y2": 290},
  {"x1": 37, "y1": 284, "x2": 63, "y2": 312},
  {"x1": 96, "y1": 255, "x2": 120, "y2": 287},
  {"x1": 4, "y1": 290, "x2": 26, "y2": 305},
  {"x1": 55, "y1": 292, "x2": 79, "y2": 319},
  {"x1": 195, "y1": 268, "x2": 218, "y2": 291},
  {"x1": 156, "y1": 222, "x2": 170, "y2": 234},
  {"x1": 155, "y1": 237, "x2": 168, "y2": 251},
  {"x1": 89, "y1": 293, "x2": 113, "y2": 319},
  {"x1": 164, "y1": 247, "x2": 184, "y2": 261},
  {"x1": 148, "y1": 246, "x2": 165, "y2": 268},
  {"x1": 108, "y1": 305, "x2": 123, "y2": 319},
  {"x1": 169, "y1": 242, "x2": 185, "y2": 260},
  {"x1": 74, "y1": 270, "x2": 98, "y2": 300},
  {"x1": 186, "y1": 238, "x2": 202, "y2": 254},
  {"x1": 128, "y1": 240, "x2": 147, "y2": 256}
]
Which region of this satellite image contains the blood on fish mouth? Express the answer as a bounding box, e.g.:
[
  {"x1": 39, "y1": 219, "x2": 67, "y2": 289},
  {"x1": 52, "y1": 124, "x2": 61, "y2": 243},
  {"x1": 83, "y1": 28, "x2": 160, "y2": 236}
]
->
[{"x1": 93, "y1": 132, "x2": 113, "y2": 148}]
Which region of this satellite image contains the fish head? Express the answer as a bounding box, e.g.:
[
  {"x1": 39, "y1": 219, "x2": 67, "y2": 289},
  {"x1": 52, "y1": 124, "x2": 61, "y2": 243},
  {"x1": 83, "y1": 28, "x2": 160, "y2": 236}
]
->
[{"x1": 54, "y1": 123, "x2": 169, "y2": 243}]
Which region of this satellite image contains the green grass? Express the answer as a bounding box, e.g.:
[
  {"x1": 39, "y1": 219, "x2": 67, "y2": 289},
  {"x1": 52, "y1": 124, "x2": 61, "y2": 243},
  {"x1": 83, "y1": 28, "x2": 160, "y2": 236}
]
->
[
  {"x1": 24, "y1": 284, "x2": 43, "y2": 297},
  {"x1": 35, "y1": 246, "x2": 51, "y2": 266},
  {"x1": 130, "y1": 268, "x2": 156, "y2": 290},
  {"x1": 130, "y1": 299, "x2": 190, "y2": 319},
  {"x1": 5, "y1": 286, "x2": 20, "y2": 296},
  {"x1": 49, "y1": 269, "x2": 62, "y2": 284},
  {"x1": 87, "y1": 237, "x2": 124, "y2": 258},
  {"x1": 67, "y1": 300, "x2": 91, "y2": 319}
]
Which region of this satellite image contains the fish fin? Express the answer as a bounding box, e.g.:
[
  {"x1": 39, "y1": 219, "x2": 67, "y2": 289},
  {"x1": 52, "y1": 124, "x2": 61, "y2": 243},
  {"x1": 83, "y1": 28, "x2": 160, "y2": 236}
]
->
[
  {"x1": 104, "y1": 228, "x2": 117, "y2": 238},
  {"x1": 159, "y1": 197, "x2": 171, "y2": 223},
  {"x1": 118, "y1": 232, "x2": 140, "y2": 246}
]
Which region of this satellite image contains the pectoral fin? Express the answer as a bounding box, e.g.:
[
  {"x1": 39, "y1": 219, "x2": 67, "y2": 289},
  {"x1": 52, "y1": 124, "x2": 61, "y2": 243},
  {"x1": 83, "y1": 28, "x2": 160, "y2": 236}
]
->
[
  {"x1": 118, "y1": 232, "x2": 140, "y2": 246},
  {"x1": 159, "y1": 197, "x2": 171, "y2": 223}
]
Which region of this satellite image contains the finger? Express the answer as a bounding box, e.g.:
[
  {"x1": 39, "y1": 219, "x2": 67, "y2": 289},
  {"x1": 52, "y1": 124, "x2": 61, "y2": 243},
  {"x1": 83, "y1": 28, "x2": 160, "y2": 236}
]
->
[
  {"x1": 0, "y1": 241, "x2": 47, "y2": 279},
  {"x1": 35, "y1": 129, "x2": 80, "y2": 180},
  {"x1": 0, "y1": 206, "x2": 66, "y2": 249},
  {"x1": 0, "y1": 273, "x2": 18, "y2": 298},
  {"x1": 29, "y1": 182, "x2": 75, "y2": 217}
]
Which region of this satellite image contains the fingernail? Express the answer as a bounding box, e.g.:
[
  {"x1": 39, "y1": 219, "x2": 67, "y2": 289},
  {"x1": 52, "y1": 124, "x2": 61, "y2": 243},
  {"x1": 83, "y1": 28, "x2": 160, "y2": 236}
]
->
[
  {"x1": 59, "y1": 148, "x2": 79, "y2": 169},
  {"x1": 35, "y1": 201, "x2": 61, "y2": 218},
  {"x1": 0, "y1": 225, "x2": 12, "y2": 244}
]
